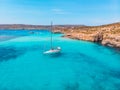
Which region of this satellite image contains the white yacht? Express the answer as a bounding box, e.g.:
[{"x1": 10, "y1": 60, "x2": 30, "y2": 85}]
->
[{"x1": 43, "y1": 22, "x2": 61, "y2": 55}]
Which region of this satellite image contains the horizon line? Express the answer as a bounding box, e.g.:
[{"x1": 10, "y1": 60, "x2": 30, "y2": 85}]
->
[{"x1": 0, "y1": 22, "x2": 120, "y2": 27}]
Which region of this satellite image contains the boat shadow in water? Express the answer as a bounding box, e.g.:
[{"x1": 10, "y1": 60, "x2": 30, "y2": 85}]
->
[
  {"x1": 43, "y1": 52, "x2": 62, "y2": 58},
  {"x1": 0, "y1": 46, "x2": 26, "y2": 62}
]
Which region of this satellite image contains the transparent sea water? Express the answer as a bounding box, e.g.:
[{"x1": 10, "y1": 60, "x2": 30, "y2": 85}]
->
[{"x1": 0, "y1": 30, "x2": 120, "y2": 90}]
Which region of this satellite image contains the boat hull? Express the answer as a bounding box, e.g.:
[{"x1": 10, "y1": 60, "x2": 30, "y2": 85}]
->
[{"x1": 44, "y1": 49, "x2": 61, "y2": 55}]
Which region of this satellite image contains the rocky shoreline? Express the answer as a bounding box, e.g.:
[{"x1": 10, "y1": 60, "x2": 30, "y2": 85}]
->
[
  {"x1": 0, "y1": 23, "x2": 120, "y2": 48},
  {"x1": 63, "y1": 33, "x2": 120, "y2": 48},
  {"x1": 54, "y1": 23, "x2": 120, "y2": 48}
]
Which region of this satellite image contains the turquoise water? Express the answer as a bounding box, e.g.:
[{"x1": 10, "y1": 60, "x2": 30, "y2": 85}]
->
[{"x1": 0, "y1": 30, "x2": 120, "y2": 90}]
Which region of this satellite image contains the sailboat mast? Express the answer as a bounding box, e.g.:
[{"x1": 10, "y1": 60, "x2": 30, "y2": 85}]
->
[{"x1": 50, "y1": 22, "x2": 53, "y2": 49}]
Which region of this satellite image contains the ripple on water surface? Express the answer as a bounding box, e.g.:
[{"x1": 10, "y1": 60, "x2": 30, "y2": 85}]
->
[{"x1": 0, "y1": 30, "x2": 120, "y2": 90}]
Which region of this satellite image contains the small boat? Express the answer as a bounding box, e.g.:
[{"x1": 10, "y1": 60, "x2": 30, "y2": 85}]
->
[
  {"x1": 43, "y1": 22, "x2": 61, "y2": 55},
  {"x1": 44, "y1": 47, "x2": 61, "y2": 54}
]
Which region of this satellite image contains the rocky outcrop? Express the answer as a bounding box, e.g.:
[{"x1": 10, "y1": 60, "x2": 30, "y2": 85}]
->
[
  {"x1": 93, "y1": 32, "x2": 103, "y2": 42},
  {"x1": 58, "y1": 22, "x2": 120, "y2": 48},
  {"x1": 53, "y1": 30, "x2": 62, "y2": 34},
  {"x1": 102, "y1": 36, "x2": 120, "y2": 48}
]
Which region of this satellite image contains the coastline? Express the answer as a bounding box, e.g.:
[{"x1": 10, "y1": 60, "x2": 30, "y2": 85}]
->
[
  {"x1": 54, "y1": 23, "x2": 120, "y2": 49},
  {"x1": 0, "y1": 23, "x2": 120, "y2": 49}
]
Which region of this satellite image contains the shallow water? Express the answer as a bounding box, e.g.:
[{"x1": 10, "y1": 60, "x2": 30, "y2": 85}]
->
[{"x1": 0, "y1": 30, "x2": 120, "y2": 90}]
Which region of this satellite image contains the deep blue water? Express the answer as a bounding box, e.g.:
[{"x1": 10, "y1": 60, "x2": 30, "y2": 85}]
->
[{"x1": 0, "y1": 30, "x2": 120, "y2": 90}]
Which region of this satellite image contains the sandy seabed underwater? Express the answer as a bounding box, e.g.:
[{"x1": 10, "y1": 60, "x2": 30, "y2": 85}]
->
[{"x1": 0, "y1": 30, "x2": 120, "y2": 90}]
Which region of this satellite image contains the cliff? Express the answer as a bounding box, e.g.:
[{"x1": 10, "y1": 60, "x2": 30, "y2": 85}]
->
[{"x1": 54, "y1": 23, "x2": 120, "y2": 48}]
